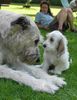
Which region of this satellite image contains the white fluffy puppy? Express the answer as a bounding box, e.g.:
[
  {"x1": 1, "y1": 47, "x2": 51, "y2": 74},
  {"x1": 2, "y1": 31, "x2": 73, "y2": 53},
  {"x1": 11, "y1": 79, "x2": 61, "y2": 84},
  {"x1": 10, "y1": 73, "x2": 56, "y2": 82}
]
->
[{"x1": 42, "y1": 30, "x2": 70, "y2": 74}]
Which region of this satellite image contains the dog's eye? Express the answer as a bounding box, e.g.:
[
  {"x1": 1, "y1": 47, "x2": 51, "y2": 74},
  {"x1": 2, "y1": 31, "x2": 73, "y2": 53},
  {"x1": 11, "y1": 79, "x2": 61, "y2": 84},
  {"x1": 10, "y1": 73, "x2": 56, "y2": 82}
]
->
[
  {"x1": 34, "y1": 39, "x2": 39, "y2": 45},
  {"x1": 50, "y1": 38, "x2": 54, "y2": 42}
]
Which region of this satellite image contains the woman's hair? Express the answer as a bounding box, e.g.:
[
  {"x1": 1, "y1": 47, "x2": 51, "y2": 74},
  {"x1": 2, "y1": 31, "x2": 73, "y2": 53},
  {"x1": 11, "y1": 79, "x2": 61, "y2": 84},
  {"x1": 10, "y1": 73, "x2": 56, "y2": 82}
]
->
[{"x1": 40, "y1": 1, "x2": 53, "y2": 16}]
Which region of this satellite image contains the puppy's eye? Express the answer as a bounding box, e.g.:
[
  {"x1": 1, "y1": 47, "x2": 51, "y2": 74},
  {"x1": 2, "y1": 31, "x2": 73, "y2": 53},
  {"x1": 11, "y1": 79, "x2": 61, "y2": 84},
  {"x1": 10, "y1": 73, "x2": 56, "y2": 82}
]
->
[
  {"x1": 34, "y1": 39, "x2": 39, "y2": 45},
  {"x1": 50, "y1": 38, "x2": 54, "y2": 42}
]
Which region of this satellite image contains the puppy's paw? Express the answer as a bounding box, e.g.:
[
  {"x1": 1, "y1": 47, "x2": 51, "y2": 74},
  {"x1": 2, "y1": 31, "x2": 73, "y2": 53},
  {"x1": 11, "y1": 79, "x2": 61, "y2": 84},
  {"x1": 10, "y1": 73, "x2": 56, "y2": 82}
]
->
[{"x1": 50, "y1": 70, "x2": 62, "y2": 75}]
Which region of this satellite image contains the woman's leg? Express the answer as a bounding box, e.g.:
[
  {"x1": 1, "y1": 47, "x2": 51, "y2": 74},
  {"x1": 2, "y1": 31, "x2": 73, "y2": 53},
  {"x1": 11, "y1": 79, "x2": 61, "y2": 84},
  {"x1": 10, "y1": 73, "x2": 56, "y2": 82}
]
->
[
  {"x1": 66, "y1": 8, "x2": 74, "y2": 30},
  {"x1": 56, "y1": 8, "x2": 68, "y2": 30},
  {"x1": 56, "y1": 8, "x2": 76, "y2": 32}
]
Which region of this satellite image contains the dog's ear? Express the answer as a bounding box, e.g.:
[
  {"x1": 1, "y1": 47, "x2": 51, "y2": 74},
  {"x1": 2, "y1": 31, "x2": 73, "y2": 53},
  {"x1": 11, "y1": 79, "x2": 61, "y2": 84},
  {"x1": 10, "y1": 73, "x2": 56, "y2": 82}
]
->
[
  {"x1": 11, "y1": 17, "x2": 30, "y2": 30},
  {"x1": 57, "y1": 39, "x2": 65, "y2": 56}
]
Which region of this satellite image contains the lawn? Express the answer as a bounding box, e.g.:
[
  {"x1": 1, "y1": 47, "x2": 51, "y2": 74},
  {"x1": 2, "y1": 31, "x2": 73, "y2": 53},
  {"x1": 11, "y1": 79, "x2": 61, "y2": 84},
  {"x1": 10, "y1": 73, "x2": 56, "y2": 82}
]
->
[{"x1": 0, "y1": 3, "x2": 77, "y2": 100}]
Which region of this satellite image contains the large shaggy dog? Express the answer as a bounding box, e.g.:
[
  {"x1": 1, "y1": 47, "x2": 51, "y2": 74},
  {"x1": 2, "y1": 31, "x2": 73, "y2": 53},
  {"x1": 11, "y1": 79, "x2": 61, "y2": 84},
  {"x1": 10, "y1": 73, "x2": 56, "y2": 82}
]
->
[
  {"x1": 42, "y1": 31, "x2": 70, "y2": 74},
  {"x1": 0, "y1": 10, "x2": 66, "y2": 94}
]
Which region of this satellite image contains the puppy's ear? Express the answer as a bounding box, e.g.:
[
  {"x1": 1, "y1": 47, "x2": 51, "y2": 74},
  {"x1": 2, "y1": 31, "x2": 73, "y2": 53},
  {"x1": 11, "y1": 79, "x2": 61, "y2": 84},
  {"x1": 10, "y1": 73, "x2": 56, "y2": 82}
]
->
[
  {"x1": 57, "y1": 39, "x2": 65, "y2": 56},
  {"x1": 11, "y1": 17, "x2": 30, "y2": 30}
]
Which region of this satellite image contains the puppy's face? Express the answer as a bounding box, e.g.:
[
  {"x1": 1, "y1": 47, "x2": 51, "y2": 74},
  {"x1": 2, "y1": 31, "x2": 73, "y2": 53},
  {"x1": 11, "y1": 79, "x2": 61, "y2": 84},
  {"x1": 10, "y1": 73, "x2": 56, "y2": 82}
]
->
[{"x1": 43, "y1": 31, "x2": 67, "y2": 55}]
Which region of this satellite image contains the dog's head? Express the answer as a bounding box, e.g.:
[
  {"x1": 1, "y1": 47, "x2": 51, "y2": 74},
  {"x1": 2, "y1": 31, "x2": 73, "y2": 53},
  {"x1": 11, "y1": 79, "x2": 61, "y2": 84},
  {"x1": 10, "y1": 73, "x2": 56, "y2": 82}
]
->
[
  {"x1": 43, "y1": 30, "x2": 68, "y2": 56},
  {"x1": 0, "y1": 11, "x2": 42, "y2": 64}
]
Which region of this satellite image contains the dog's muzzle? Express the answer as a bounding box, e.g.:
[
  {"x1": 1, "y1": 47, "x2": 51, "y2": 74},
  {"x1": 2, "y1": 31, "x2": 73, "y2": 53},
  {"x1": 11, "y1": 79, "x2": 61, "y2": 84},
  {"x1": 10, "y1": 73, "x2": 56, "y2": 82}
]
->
[
  {"x1": 24, "y1": 53, "x2": 40, "y2": 65},
  {"x1": 19, "y1": 48, "x2": 40, "y2": 65}
]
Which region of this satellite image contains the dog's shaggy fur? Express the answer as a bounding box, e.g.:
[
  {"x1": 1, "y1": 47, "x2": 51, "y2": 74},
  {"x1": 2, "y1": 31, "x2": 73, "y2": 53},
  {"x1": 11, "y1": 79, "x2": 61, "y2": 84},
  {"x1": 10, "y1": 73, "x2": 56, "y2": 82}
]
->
[
  {"x1": 0, "y1": 10, "x2": 66, "y2": 94},
  {"x1": 41, "y1": 31, "x2": 70, "y2": 74}
]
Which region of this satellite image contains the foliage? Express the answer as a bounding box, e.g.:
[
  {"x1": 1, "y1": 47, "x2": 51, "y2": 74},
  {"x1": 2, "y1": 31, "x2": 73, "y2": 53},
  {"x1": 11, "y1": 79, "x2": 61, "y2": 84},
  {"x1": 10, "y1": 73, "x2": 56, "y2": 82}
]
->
[
  {"x1": 12, "y1": 0, "x2": 27, "y2": 3},
  {"x1": 12, "y1": 0, "x2": 40, "y2": 3},
  {"x1": 23, "y1": 0, "x2": 32, "y2": 8},
  {"x1": 12, "y1": 0, "x2": 72, "y2": 6}
]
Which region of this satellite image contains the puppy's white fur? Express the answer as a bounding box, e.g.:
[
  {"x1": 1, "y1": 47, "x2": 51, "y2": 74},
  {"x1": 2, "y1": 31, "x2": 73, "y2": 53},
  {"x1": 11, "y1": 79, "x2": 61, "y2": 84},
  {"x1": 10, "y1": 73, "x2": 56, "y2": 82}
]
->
[
  {"x1": 0, "y1": 11, "x2": 66, "y2": 94},
  {"x1": 41, "y1": 30, "x2": 70, "y2": 74}
]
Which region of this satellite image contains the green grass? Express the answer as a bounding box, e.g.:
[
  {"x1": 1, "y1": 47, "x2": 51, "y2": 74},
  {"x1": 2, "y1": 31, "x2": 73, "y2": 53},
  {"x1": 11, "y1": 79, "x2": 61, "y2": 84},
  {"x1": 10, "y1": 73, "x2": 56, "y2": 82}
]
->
[{"x1": 0, "y1": 4, "x2": 77, "y2": 100}]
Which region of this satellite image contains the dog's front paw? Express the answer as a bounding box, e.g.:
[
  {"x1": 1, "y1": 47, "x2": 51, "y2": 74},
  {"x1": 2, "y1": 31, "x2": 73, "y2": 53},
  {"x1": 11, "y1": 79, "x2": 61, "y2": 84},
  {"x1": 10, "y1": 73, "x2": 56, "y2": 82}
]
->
[
  {"x1": 50, "y1": 75, "x2": 67, "y2": 87},
  {"x1": 43, "y1": 75, "x2": 66, "y2": 88},
  {"x1": 32, "y1": 79, "x2": 59, "y2": 94}
]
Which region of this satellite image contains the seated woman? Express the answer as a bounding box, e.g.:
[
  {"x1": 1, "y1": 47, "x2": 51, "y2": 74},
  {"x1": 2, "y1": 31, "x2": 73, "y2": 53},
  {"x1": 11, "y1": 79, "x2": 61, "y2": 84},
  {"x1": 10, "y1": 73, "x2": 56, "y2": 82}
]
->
[{"x1": 35, "y1": 1, "x2": 76, "y2": 32}]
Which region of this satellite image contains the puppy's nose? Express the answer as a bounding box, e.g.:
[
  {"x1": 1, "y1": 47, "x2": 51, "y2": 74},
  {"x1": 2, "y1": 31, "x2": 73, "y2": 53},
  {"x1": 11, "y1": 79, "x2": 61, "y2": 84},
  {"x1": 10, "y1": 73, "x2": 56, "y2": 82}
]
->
[{"x1": 43, "y1": 44, "x2": 46, "y2": 48}]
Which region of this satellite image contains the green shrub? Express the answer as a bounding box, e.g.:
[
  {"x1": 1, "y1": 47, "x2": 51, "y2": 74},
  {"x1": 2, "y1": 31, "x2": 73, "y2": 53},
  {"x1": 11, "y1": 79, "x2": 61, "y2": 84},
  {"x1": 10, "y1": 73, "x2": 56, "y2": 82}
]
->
[
  {"x1": 12, "y1": 0, "x2": 72, "y2": 6},
  {"x1": 12, "y1": 0, "x2": 27, "y2": 3}
]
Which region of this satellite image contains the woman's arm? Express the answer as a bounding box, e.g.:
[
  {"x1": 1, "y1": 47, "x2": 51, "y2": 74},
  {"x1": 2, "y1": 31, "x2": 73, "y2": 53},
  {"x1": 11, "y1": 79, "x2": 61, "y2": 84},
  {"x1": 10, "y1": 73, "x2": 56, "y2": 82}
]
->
[
  {"x1": 35, "y1": 22, "x2": 49, "y2": 30},
  {"x1": 61, "y1": 0, "x2": 70, "y2": 8}
]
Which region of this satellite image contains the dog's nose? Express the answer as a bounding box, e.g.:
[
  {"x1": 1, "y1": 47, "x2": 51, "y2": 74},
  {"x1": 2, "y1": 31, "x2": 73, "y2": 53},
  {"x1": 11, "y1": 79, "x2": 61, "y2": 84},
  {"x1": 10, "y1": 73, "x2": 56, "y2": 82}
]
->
[{"x1": 43, "y1": 44, "x2": 46, "y2": 48}]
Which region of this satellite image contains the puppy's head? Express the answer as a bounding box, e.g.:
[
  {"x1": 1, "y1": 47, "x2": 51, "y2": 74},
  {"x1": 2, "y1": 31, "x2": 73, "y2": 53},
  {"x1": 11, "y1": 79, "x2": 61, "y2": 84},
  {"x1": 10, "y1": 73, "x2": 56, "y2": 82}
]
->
[{"x1": 43, "y1": 30, "x2": 68, "y2": 56}]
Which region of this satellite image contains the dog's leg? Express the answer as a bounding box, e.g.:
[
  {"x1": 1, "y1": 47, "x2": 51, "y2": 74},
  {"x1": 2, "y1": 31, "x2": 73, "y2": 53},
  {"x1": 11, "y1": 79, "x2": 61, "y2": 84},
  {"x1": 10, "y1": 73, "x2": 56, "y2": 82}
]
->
[
  {"x1": 33, "y1": 62, "x2": 48, "y2": 72},
  {"x1": 30, "y1": 67, "x2": 67, "y2": 88},
  {"x1": 0, "y1": 52, "x2": 3, "y2": 64},
  {"x1": 0, "y1": 64, "x2": 62, "y2": 94},
  {"x1": 14, "y1": 62, "x2": 66, "y2": 89},
  {"x1": 51, "y1": 62, "x2": 70, "y2": 75},
  {"x1": 41, "y1": 61, "x2": 49, "y2": 72}
]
